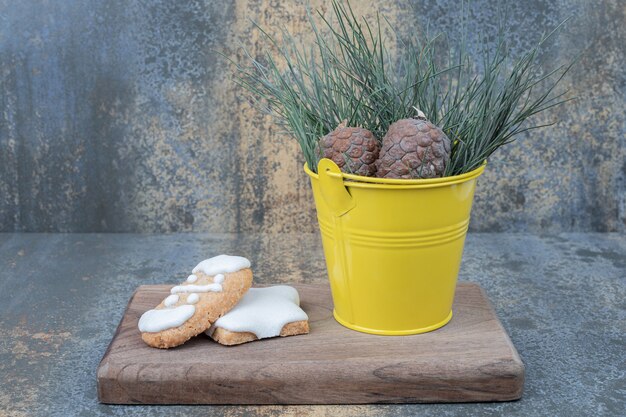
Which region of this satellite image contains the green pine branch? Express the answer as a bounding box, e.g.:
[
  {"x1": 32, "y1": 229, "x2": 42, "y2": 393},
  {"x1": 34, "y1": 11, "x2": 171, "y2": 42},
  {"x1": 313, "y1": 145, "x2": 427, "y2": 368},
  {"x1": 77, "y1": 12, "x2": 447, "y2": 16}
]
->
[{"x1": 224, "y1": 0, "x2": 576, "y2": 175}]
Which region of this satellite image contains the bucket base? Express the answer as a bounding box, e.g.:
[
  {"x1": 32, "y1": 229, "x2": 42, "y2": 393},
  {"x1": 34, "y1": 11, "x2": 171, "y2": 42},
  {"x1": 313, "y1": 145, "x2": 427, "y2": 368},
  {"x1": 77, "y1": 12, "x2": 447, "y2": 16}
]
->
[{"x1": 332, "y1": 310, "x2": 453, "y2": 336}]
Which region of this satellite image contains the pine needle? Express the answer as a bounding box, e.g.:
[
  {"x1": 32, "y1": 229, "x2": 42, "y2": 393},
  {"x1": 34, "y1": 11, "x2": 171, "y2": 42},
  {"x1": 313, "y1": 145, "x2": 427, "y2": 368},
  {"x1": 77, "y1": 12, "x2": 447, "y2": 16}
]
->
[{"x1": 225, "y1": 0, "x2": 575, "y2": 175}]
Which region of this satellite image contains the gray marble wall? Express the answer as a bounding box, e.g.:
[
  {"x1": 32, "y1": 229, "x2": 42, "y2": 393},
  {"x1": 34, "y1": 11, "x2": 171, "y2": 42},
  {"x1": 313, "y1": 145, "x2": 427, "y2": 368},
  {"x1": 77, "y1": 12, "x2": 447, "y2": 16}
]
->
[{"x1": 1, "y1": 0, "x2": 624, "y2": 233}]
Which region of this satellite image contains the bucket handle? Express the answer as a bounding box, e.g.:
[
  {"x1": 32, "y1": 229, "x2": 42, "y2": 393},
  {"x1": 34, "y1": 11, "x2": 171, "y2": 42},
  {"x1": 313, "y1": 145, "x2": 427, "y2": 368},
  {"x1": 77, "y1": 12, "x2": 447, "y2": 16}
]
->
[{"x1": 317, "y1": 158, "x2": 356, "y2": 217}]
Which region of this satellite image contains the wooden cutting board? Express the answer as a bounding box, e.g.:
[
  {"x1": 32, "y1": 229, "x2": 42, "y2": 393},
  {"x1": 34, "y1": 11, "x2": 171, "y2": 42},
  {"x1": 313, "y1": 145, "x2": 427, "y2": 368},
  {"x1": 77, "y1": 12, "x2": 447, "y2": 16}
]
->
[{"x1": 97, "y1": 282, "x2": 524, "y2": 404}]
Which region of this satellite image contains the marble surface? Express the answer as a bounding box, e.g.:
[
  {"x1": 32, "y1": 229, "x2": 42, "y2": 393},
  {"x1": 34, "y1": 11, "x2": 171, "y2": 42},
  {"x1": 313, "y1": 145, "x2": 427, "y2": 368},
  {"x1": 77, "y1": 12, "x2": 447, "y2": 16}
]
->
[
  {"x1": 1, "y1": 0, "x2": 624, "y2": 234},
  {"x1": 0, "y1": 232, "x2": 624, "y2": 416}
]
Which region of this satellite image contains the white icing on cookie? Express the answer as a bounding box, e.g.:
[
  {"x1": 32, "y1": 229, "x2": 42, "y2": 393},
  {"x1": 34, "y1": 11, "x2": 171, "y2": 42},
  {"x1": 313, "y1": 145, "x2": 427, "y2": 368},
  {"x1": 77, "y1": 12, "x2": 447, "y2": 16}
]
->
[
  {"x1": 210, "y1": 286, "x2": 308, "y2": 339},
  {"x1": 138, "y1": 254, "x2": 250, "y2": 335},
  {"x1": 192, "y1": 255, "x2": 251, "y2": 276},
  {"x1": 163, "y1": 294, "x2": 179, "y2": 307},
  {"x1": 171, "y1": 283, "x2": 222, "y2": 294},
  {"x1": 138, "y1": 305, "x2": 195, "y2": 332}
]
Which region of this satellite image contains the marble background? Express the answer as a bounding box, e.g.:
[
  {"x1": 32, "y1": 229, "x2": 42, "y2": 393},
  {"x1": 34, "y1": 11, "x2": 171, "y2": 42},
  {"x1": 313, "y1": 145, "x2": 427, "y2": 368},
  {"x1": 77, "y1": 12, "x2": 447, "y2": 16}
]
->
[{"x1": 0, "y1": 0, "x2": 624, "y2": 233}]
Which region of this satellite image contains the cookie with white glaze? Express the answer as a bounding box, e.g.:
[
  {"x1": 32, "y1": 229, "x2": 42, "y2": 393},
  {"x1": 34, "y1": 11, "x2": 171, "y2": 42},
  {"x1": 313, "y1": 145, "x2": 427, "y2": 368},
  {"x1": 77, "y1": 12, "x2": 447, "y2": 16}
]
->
[
  {"x1": 206, "y1": 285, "x2": 309, "y2": 346},
  {"x1": 139, "y1": 255, "x2": 253, "y2": 349},
  {"x1": 210, "y1": 320, "x2": 309, "y2": 346}
]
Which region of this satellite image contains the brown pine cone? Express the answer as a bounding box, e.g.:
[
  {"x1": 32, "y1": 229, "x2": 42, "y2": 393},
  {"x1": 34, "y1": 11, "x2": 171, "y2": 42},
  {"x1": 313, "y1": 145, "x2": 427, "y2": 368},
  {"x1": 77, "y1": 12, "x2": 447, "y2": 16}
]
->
[
  {"x1": 376, "y1": 110, "x2": 451, "y2": 179},
  {"x1": 318, "y1": 120, "x2": 380, "y2": 177}
]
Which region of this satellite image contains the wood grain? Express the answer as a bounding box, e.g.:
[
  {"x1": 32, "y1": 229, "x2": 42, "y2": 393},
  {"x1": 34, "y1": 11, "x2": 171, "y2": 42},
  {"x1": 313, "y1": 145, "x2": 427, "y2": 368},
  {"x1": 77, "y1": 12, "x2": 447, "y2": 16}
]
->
[{"x1": 97, "y1": 283, "x2": 524, "y2": 404}]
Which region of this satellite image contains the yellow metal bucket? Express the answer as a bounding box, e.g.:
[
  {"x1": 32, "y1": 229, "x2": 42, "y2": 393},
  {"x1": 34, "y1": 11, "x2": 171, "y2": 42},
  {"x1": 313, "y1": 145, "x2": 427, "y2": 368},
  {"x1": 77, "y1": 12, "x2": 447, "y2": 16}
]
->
[{"x1": 305, "y1": 158, "x2": 485, "y2": 335}]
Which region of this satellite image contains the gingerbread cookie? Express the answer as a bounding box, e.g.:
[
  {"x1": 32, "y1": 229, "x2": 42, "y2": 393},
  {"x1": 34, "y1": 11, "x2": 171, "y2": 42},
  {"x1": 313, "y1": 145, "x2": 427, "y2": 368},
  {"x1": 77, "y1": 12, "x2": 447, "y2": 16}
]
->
[
  {"x1": 206, "y1": 285, "x2": 309, "y2": 346},
  {"x1": 138, "y1": 255, "x2": 253, "y2": 349}
]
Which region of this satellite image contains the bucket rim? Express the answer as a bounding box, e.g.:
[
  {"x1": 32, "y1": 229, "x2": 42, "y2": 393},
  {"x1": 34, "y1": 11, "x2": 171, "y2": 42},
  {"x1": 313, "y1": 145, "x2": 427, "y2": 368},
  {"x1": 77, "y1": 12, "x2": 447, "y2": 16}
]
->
[{"x1": 304, "y1": 160, "x2": 486, "y2": 189}]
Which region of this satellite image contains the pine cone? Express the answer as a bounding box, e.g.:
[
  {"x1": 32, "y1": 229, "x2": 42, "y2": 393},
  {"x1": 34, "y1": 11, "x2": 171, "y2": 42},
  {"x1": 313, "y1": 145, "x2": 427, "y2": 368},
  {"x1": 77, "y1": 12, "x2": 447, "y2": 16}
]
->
[
  {"x1": 318, "y1": 121, "x2": 380, "y2": 177},
  {"x1": 376, "y1": 110, "x2": 451, "y2": 179}
]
